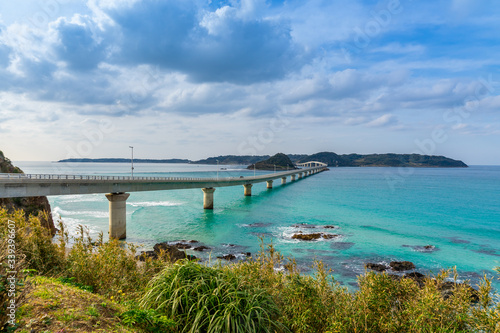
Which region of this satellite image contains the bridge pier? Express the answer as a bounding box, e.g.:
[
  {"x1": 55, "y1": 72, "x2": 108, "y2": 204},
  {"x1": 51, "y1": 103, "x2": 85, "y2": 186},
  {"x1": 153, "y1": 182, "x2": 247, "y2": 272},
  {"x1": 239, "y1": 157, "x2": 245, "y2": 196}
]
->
[
  {"x1": 266, "y1": 180, "x2": 273, "y2": 189},
  {"x1": 106, "y1": 192, "x2": 130, "y2": 240},
  {"x1": 243, "y1": 184, "x2": 253, "y2": 196},
  {"x1": 298, "y1": 172, "x2": 303, "y2": 179},
  {"x1": 202, "y1": 187, "x2": 216, "y2": 209},
  {"x1": 291, "y1": 174, "x2": 296, "y2": 181},
  {"x1": 281, "y1": 177, "x2": 286, "y2": 184}
]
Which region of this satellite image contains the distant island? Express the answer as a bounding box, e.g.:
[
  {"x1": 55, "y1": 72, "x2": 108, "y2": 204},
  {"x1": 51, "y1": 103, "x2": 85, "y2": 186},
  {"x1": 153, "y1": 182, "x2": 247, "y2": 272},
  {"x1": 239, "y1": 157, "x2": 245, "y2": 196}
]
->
[
  {"x1": 58, "y1": 152, "x2": 467, "y2": 168},
  {"x1": 58, "y1": 158, "x2": 190, "y2": 164}
]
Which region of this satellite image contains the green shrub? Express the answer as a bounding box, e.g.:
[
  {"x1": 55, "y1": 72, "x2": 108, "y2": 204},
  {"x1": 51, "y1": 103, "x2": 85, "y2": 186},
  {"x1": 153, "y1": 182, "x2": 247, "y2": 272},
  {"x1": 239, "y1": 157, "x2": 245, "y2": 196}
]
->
[
  {"x1": 65, "y1": 225, "x2": 169, "y2": 299},
  {"x1": 140, "y1": 259, "x2": 281, "y2": 333},
  {"x1": 120, "y1": 308, "x2": 177, "y2": 332},
  {"x1": 0, "y1": 209, "x2": 64, "y2": 275}
]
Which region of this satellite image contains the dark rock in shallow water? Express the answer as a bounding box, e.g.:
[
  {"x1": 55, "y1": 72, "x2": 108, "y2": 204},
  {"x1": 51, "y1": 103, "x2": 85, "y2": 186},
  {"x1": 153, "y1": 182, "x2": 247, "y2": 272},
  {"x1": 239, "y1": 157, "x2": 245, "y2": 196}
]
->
[
  {"x1": 217, "y1": 254, "x2": 236, "y2": 261},
  {"x1": 438, "y1": 281, "x2": 479, "y2": 303},
  {"x1": 390, "y1": 272, "x2": 479, "y2": 302},
  {"x1": 136, "y1": 251, "x2": 158, "y2": 261},
  {"x1": 323, "y1": 225, "x2": 338, "y2": 229},
  {"x1": 292, "y1": 223, "x2": 317, "y2": 228},
  {"x1": 402, "y1": 244, "x2": 439, "y2": 253},
  {"x1": 365, "y1": 263, "x2": 388, "y2": 272},
  {"x1": 173, "y1": 242, "x2": 192, "y2": 249},
  {"x1": 292, "y1": 233, "x2": 339, "y2": 241},
  {"x1": 390, "y1": 261, "x2": 415, "y2": 271},
  {"x1": 322, "y1": 234, "x2": 339, "y2": 239},
  {"x1": 153, "y1": 242, "x2": 197, "y2": 262},
  {"x1": 244, "y1": 222, "x2": 272, "y2": 228},
  {"x1": 193, "y1": 246, "x2": 211, "y2": 252},
  {"x1": 330, "y1": 242, "x2": 355, "y2": 250}
]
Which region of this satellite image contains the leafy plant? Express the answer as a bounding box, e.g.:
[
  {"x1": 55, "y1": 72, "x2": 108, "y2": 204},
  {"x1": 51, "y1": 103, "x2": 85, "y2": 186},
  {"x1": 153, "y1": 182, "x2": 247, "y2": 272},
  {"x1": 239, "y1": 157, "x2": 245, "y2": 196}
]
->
[
  {"x1": 120, "y1": 308, "x2": 176, "y2": 332},
  {"x1": 140, "y1": 259, "x2": 281, "y2": 333}
]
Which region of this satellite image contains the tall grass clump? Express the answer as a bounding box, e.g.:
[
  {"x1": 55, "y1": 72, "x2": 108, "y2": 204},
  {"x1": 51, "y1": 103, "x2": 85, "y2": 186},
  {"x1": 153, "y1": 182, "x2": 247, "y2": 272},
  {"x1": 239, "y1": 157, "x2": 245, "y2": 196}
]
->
[
  {"x1": 230, "y1": 241, "x2": 352, "y2": 333},
  {"x1": 0, "y1": 208, "x2": 64, "y2": 275},
  {"x1": 140, "y1": 259, "x2": 281, "y2": 333},
  {"x1": 65, "y1": 225, "x2": 168, "y2": 298}
]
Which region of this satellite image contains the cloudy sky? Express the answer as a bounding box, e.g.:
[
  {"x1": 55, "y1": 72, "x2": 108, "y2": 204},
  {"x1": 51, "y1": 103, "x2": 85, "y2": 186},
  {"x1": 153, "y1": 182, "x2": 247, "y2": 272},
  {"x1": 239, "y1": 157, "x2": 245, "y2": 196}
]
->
[{"x1": 0, "y1": 0, "x2": 499, "y2": 164}]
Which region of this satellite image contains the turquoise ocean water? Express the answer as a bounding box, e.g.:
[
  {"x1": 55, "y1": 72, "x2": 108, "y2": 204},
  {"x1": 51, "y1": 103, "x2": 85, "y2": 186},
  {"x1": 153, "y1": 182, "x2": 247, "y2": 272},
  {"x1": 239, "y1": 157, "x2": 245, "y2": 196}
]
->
[{"x1": 14, "y1": 161, "x2": 500, "y2": 289}]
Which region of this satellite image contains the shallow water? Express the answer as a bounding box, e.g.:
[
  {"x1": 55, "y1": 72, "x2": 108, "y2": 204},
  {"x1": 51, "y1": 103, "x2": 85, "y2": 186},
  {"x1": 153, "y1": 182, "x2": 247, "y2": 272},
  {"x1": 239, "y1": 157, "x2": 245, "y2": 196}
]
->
[{"x1": 15, "y1": 161, "x2": 500, "y2": 289}]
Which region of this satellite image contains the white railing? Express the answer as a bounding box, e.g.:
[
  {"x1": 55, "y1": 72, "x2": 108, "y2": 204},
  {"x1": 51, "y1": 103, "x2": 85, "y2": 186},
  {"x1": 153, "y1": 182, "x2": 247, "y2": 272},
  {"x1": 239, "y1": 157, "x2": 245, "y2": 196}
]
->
[{"x1": 0, "y1": 166, "x2": 324, "y2": 183}]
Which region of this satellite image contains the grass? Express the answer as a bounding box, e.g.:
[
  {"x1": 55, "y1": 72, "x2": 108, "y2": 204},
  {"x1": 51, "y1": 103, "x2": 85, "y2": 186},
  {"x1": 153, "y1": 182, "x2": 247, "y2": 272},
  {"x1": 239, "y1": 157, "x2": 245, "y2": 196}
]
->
[
  {"x1": 1, "y1": 208, "x2": 499, "y2": 332},
  {"x1": 15, "y1": 276, "x2": 134, "y2": 332},
  {"x1": 140, "y1": 259, "x2": 281, "y2": 333}
]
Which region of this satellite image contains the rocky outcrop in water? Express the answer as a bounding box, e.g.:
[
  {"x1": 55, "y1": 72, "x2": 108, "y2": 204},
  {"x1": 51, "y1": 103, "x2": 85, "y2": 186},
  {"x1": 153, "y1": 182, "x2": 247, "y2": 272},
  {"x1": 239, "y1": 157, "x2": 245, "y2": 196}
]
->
[
  {"x1": 390, "y1": 261, "x2": 416, "y2": 271},
  {"x1": 292, "y1": 232, "x2": 339, "y2": 241},
  {"x1": 137, "y1": 242, "x2": 197, "y2": 262}
]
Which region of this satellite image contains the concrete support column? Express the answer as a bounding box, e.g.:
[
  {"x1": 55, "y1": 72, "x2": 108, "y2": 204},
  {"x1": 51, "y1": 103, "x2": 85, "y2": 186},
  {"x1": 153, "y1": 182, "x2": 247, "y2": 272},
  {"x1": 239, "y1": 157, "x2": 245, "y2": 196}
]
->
[
  {"x1": 298, "y1": 172, "x2": 303, "y2": 179},
  {"x1": 202, "y1": 187, "x2": 216, "y2": 209},
  {"x1": 281, "y1": 177, "x2": 286, "y2": 184},
  {"x1": 266, "y1": 180, "x2": 273, "y2": 189},
  {"x1": 243, "y1": 184, "x2": 253, "y2": 196},
  {"x1": 291, "y1": 174, "x2": 296, "y2": 181},
  {"x1": 106, "y1": 192, "x2": 130, "y2": 240}
]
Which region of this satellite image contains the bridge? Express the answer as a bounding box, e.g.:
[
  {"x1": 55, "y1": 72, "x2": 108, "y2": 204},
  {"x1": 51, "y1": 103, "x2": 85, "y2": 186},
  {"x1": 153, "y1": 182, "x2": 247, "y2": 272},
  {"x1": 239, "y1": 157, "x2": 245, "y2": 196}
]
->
[
  {"x1": 296, "y1": 161, "x2": 327, "y2": 168},
  {"x1": 0, "y1": 164, "x2": 327, "y2": 239}
]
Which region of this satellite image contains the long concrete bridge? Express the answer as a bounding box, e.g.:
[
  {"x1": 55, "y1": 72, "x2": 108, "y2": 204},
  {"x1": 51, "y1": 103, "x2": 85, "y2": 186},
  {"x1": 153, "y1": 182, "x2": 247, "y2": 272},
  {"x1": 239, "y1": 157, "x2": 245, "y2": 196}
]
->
[{"x1": 0, "y1": 165, "x2": 327, "y2": 239}]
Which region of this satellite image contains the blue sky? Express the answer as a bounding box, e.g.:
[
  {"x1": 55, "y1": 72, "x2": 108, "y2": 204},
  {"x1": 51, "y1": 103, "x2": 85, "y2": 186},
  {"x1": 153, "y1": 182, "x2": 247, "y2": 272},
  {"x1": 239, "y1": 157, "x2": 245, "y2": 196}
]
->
[{"x1": 0, "y1": 0, "x2": 499, "y2": 164}]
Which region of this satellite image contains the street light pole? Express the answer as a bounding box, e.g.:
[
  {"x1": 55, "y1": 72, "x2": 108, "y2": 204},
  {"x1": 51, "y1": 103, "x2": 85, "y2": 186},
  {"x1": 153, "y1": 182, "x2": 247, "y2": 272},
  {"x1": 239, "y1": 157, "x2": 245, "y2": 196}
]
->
[{"x1": 129, "y1": 146, "x2": 134, "y2": 178}]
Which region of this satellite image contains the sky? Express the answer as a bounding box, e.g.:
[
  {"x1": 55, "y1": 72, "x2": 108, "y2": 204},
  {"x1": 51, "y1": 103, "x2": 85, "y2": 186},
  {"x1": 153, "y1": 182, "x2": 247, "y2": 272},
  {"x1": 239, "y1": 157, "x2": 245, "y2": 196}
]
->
[{"x1": 0, "y1": 0, "x2": 499, "y2": 164}]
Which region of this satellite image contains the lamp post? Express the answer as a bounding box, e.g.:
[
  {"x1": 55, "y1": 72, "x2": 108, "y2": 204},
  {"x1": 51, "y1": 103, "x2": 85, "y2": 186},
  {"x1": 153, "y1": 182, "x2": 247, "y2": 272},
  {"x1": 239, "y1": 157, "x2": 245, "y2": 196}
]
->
[
  {"x1": 129, "y1": 146, "x2": 134, "y2": 178},
  {"x1": 216, "y1": 159, "x2": 219, "y2": 180}
]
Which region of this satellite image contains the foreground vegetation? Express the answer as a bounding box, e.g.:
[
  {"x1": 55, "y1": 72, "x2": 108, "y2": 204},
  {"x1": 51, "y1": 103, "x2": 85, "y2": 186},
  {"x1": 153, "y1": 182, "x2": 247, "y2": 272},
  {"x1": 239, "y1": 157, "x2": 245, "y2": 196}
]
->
[{"x1": 1, "y1": 208, "x2": 499, "y2": 332}]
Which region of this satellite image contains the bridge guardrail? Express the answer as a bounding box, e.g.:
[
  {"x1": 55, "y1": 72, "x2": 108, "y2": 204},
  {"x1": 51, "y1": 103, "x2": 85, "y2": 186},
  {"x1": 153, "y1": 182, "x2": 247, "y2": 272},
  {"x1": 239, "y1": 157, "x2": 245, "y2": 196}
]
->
[{"x1": 0, "y1": 166, "x2": 323, "y2": 183}]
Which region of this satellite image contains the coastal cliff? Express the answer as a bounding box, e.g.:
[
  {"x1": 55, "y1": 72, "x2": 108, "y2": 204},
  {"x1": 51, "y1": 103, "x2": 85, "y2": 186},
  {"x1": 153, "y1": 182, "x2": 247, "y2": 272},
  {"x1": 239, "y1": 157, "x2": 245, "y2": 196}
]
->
[{"x1": 0, "y1": 150, "x2": 55, "y2": 236}]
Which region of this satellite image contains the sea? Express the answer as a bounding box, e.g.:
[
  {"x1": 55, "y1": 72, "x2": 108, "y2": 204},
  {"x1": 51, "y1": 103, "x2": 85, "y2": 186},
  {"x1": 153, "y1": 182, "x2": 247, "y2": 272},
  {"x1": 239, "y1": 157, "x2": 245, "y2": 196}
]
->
[{"x1": 13, "y1": 161, "x2": 500, "y2": 290}]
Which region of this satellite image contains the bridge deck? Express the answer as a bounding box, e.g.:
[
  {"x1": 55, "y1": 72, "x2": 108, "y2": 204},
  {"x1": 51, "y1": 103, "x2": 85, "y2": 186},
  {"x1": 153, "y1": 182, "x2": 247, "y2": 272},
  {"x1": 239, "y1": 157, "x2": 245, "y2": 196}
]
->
[{"x1": 0, "y1": 166, "x2": 325, "y2": 198}]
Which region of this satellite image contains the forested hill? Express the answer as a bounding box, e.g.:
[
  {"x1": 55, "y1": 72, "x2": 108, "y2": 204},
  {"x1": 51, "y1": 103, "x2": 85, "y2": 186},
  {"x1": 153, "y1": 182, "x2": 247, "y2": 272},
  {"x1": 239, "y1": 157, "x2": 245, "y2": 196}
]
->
[
  {"x1": 297, "y1": 152, "x2": 467, "y2": 168},
  {"x1": 58, "y1": 152, "x2": 467, "y2": 168}
]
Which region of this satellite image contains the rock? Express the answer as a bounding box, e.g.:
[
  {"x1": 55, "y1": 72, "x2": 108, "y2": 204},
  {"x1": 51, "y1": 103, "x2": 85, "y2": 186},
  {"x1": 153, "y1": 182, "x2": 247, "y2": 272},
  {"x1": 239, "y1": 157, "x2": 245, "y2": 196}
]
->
[
  {"x1": 136, "y1": 251, "x2": 158, "y2": 261},
  {"x1": 322, "y1": 234, "x2": 339, "y2": 239},
  {"x1": 323, "y1": 225, "x2": 337, "y2": 229},
  {"x1": 153, "y1": 242, "x2": 197, "y2": 262},
  {"x1": 193, "y1": 246, "x2": 211, "y2": 252},
  {"x1": 0, "y1": 196, "x2": 56, "y2": 237},
  {"x1": 403, "y1": 244, "x2": 439, "y2": 253},
  {"x1": 244, "y1": 252, "x2": 251, "y2": 257},
  {"x1": 403, "y1": 272, "x2": 426, "y2": 287},
  {"x1": 173, "y1": 242, "x2": 192, "y2": 249},
  {"x1": 188, "y1": 240, "x2": 198, "y2": 243},
  {"x1": 217, "y1": 254, "x2": 236, "y2": 261},
  {"x1": 365, "y1": 263, "x2": 388, "y2": 272},
  {"x1": 390, "y1": 261, "x2": 415, "y2": 271},
  {"x1": 437, "y1": 281, "x2": 479, "y2": 302},
  {"x1": 292, "y1": 233, "x2": 322, "y2": 241},
  {"x1": 0, "y1": 152, "x2": 56, "y2": 236},
  {"x1": 292, "y1": 232, "x2": 338, "y2": 240},
  {"x1": 292, "y1": 223, "x2": 316, "y2": 228}
]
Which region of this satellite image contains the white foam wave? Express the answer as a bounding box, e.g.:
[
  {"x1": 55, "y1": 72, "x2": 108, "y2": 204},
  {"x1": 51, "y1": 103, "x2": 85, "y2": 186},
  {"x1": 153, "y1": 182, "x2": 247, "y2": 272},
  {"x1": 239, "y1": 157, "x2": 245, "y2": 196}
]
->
[
  {"x1": 277, "y1": 226, "x2": 344, "y2": 243},
  {"x1": 52, "y1": 206, "x2": 108, "y2": 218},
  {"x1": 57, "y1": 194, "x2": 104, "y2": 203},
  {"x1": 128, "y1": 201, "x2": 181, "y2": 207}
]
